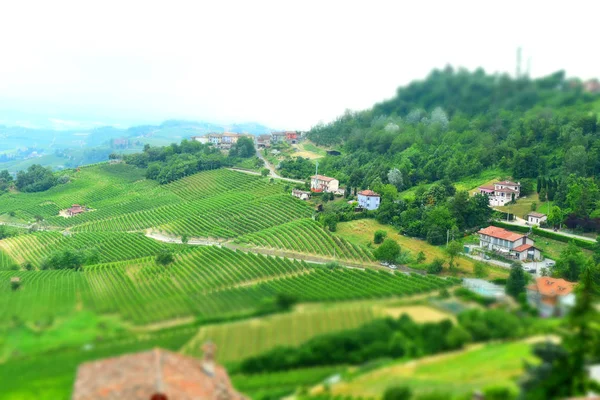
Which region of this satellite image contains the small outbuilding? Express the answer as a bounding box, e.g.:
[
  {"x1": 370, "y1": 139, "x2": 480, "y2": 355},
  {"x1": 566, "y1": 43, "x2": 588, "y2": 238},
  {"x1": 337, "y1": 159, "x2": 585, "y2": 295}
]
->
[
  {"x1": 67, "y1": 204, "x2": 86, "y2": 217},
  {"x1": 527, "y1": 212, "x2": 547, "y2": 226}
]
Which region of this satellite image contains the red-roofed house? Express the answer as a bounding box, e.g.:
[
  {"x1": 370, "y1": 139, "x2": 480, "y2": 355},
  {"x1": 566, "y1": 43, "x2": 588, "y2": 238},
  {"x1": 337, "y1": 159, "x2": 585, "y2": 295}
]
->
[
  {"x1": 72, "y1": 343, "x2": 245, "y2": 400},
  {"x1": 67, "y1": 204, "x2": 85, "y2": 217},
  {"x1": 478, "y1": 181, "x2": 521, "y2": 206},
  {"x1": 478, "y1": 226, "x2": 539, "y2": 260},
  {"x1": 310, "y1": 175, "x2": 339, "y2": 193},
  {"x1": 357, "y1": 190, "x2": 381, "y2": 210},
  {"x1": 527, "y1": 277, "x2": 576, "y2": 317}
]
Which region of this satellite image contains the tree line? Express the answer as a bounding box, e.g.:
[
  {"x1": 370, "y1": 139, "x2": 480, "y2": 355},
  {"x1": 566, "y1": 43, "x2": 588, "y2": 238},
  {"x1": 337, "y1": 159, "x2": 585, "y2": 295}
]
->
[{"x1": 117, "y1": 138, "x2": 256, "y2": 184}]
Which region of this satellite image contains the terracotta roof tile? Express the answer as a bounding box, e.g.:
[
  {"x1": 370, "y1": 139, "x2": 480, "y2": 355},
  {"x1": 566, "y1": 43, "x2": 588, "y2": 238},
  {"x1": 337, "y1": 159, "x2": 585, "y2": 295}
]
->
[
  {"x1": 513, "y1": 244, "x2": 533, "y2": 252},
  {"x1": 358, "y1": 190, "x2": 380, "y2": 197},
  {"x1": 478, "y1": 226, "x2": 525, "y2": 242},
  {"x1": 528, "y1": 277, "x2": 575, "y2": 298},
  {"x1": 72, "y1": 348, "x2": 245, "y2": 400},
  {"x1": 311, "y1": 175, "x2": 337, "y2": 182}
]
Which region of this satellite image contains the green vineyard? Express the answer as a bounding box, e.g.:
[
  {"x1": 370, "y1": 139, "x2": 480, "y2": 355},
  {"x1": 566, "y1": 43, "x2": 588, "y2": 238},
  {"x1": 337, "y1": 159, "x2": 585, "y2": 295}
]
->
[
  {"x1": 0, "y1": 231, "x2": 183, "y2": 269},
  {"x1": 237, "y1": 219, "x2": 374, "y2": 262},
  {"x1": 0, "y1": 246, "x2": 458, "y2": 326},
  {"x1": 182, "y1": 304, "x2": 379, "y2": 362}
]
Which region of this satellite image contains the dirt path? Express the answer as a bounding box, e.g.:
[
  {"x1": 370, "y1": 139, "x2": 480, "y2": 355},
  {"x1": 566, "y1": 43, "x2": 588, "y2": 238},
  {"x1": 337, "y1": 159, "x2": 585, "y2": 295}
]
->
[{"x1": 144, "y1": 231, "x2": 378, "y2": 270}]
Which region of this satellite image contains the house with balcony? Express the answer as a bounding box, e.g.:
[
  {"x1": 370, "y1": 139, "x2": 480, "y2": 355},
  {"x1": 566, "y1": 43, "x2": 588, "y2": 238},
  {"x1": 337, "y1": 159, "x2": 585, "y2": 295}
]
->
[
  {"x1": 478, "y1": 180, "x2": 521, "y2": 206},
  {"x1": 478, "y1": 226, "x2": 541, "y2": 261},
  {"x1": 310, "y1": 174, "x2": 339, "y2": 193},
  {"x1": 357, "y1": 190, "x2": 381, "y2": 210}
]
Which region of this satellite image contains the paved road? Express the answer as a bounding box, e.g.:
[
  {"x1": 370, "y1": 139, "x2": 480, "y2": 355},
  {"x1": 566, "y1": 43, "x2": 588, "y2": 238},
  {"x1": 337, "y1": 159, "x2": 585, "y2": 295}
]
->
[
  {"x1": 230, "y1": 148, "x2": 306, "y2": 184},
  {"x1": 493, "y1": 217, "x2": 596, "y2": 243}
]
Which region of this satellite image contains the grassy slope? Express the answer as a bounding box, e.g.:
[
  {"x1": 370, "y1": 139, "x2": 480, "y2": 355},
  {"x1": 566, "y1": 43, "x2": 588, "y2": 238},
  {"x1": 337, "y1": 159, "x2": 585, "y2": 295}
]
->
[
  {"x1": 326, "y1": 340, "x2": 536, "y2": 398},
  {"x1": 181, "y1": 300, "x2": 453, "y2": 363},
  {"x1": 336, "y1": 219, "x2": 508, "y2": 278}
]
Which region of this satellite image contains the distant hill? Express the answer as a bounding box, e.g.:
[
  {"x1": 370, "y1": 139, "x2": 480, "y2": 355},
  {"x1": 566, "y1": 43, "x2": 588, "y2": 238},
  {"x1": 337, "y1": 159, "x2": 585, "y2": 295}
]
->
[{"x1": 0, "y1": 119, "x2": 271, "y2": 172}]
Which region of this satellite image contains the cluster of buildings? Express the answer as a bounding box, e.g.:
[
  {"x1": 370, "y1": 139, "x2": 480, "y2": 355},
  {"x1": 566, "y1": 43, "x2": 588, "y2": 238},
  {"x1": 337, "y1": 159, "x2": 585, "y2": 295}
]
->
[
  {"x1": 191, "y1": 131, "x2": 300, "y2": 150},
  {"x1": 295, "y1": 174, "x2": 381, "y2": 210},
  {"x1": 478, "y1": 180, "x2": 521, "y2": 206},
  {"x1": 191, "y1": 132, "x2": 255, "y2": 150}
]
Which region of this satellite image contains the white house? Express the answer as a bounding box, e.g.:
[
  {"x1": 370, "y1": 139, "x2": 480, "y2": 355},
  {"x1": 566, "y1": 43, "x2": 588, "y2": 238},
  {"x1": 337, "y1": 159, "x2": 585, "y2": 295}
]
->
[
  {"x1": 527, "y1": 212, "x2": 547, "y2": 226},
  {"x1": 357, "y1": 190, "x2": 381, "y2": 210},
  {"x1": 478, "y1": 180, "x2": 521, "y2": 206},
  {"x1": 310, "y1": 175, "x2": 339, "y2": 193},
  {"x1": 478, "y1": 226, "x2": 541, "y2": 260}
]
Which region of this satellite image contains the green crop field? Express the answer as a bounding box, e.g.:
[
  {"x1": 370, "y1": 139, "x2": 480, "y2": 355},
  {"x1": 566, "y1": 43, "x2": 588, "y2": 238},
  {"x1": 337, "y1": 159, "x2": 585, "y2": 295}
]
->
[
  {"x1": 237, "y1": 218, "x2": 374, "y2": 262},
  {"x1": 0, "y1": 163, "x2": 461, "y2": 398},
  {"x1": 182, "y1": 303, "x2": 379, "y2": 362}
]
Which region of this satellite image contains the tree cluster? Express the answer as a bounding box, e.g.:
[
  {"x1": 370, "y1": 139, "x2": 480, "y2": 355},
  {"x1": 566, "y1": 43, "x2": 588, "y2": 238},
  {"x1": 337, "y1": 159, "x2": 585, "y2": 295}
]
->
[
  {"x1": 120, "y1": 140, "x2": 233, "y2": 184},
  {"x1": 15, "y1": 164, "x2": 58, "y2": 193},
  {"x1": 239, "y1": 308, "x2": 522, "y2": 374}
]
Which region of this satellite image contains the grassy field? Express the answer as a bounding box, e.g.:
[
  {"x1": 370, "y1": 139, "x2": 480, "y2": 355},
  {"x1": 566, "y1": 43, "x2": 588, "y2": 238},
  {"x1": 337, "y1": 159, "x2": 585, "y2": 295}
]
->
[
  {"x1": 496, "y1": 193, "x2": 554, "y2": 220},
  {"x1": 336, "y1": 219, "x2": 508, "y2": 278},
  {"x1": 401, "y1": 169, "x2": 506, "y2": 200},
  {"x1": 182, "y1": 300, "x2": 453, "y2": 363},
  {"x1": 324, "y1": 340, "x2": 537, "y2": 398},
  {"x1": 292, "y1": 142, "x2": 327, "y2": 159}
]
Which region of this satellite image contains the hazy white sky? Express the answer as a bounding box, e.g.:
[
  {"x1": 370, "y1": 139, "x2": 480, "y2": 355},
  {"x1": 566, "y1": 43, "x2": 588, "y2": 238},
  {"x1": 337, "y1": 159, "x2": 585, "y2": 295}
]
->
[{"x1": 0, "y1": 0, "x2": 598, "y2": 130}]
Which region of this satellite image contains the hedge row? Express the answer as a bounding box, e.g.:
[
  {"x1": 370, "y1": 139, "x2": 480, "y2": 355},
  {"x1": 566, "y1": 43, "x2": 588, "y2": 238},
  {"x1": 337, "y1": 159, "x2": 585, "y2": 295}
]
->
[{"x1": 491, "y1": 221, "x2": 596, "y2": 250}]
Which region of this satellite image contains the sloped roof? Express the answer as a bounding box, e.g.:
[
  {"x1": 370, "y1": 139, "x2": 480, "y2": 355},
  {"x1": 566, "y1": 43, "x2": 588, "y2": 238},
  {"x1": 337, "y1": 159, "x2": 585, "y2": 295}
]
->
[
  {"x1": 513, "y1": 244, "x2": 533, "y2": 252},
  {"x1": 497, "y1": 180, "x2": 520, "y2": 186},
  {"x1": 478, "y1": 226, "x2": 524, "y2": 242},
  {"x1": 479, "y1": 185, "x2": 495, "y2": 191},
  {"x1": 358, "y1": 190, "x2": 380, "y2": 197},
  {"x1": 311, "y1": 175, "x2": 337, "y2": 182},
  {"x1": 72, "y1": 348, "x2": 245, "y2": 400},
  {"x1": 527, "y1": 212, "x2": 546, "y2": 218},
  {"x1": 527, "y1": 277, "x2": 575, "y2": 298}
]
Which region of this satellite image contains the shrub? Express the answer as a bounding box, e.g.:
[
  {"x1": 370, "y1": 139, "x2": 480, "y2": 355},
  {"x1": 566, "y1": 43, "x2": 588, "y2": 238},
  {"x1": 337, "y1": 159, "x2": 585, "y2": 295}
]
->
[
  {"x1": 474, "y1": 262, "x2": 488, "y2": 278},
  {"x1": 483, "y1": 386, "x2": 517, "y2": 400},
  {"x1": 374, "y1": 239, "x2": 401, "y2": 263},
  {"x1": 10, "y1": 279, "x2": 21, "y2": 291},
  {"x1": 383, "y1": 386, "x2": 412, "y2": 400},
  {"x1": 445, "y1": 325, "x2": 473, "y2": 349},
  {"x1": 155, "y1": 249, "x2": 174, "y2": 266},
  {"x1": 374, "y1": 230, "x2": 388, "y2": 244},
  {"x1": 427, "y1": 258, "x2": 444, "y2": 274},
  {"x1": 416, "y1": 251, "x2": 426, "y2": 263}
]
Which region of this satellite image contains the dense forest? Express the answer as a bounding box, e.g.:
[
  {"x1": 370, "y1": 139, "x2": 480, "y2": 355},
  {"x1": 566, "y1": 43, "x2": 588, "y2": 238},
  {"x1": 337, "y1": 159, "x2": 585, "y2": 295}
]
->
[{"x1": 297, "y1": 67, "x2": 600, "y2": 231}]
